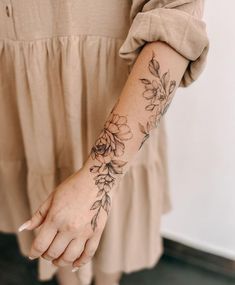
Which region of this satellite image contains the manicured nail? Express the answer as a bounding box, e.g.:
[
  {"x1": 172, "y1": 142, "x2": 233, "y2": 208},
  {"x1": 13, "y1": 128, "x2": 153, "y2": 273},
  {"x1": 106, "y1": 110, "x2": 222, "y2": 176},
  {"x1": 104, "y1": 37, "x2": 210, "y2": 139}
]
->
[
  {"x1": 71, "y1": 267, "x2": 79, "y2": 272},
  {"x1": 18, "y1": 220, "x2": 31, "y2": 232}
]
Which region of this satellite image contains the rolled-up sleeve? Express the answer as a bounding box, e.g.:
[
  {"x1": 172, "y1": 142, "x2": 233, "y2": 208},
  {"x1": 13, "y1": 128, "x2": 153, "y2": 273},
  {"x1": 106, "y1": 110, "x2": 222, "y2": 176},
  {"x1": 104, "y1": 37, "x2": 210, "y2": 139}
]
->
[{"x1": 118, "y1": 0, "x2": 209, "y2": 87}]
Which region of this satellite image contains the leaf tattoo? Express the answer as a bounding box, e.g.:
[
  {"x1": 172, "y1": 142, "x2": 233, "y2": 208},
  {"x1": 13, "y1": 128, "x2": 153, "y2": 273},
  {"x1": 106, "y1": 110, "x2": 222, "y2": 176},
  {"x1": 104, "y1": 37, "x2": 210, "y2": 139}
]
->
[
  {"x1": 138, "y1": 50, "x2": 177, "y2": 150},
  {"x1": 89, "y1": 112, "x2": 133, "y2": 231}
]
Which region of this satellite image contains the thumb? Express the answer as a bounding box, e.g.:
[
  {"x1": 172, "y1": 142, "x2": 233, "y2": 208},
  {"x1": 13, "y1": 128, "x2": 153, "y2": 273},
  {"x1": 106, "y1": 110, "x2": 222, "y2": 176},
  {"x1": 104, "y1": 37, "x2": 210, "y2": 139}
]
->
[{"x1": 18, "y1": 194, "x2": 53, "y2": 232}]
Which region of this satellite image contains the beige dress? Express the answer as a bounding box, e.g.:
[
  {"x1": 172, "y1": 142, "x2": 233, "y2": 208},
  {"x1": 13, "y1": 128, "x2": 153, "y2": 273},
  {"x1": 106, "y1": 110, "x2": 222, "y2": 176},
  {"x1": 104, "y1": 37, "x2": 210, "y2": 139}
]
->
[{"x1": 0, "y1": 0, "x2": 209, "y2": 283}]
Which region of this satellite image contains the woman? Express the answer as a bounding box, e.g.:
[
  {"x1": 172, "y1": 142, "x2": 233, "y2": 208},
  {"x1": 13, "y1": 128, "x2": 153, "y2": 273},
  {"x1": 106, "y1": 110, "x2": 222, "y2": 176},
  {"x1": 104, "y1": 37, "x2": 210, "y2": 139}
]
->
[{"x1": 0, "y1": 0, "x2": 209, "y2": 285}]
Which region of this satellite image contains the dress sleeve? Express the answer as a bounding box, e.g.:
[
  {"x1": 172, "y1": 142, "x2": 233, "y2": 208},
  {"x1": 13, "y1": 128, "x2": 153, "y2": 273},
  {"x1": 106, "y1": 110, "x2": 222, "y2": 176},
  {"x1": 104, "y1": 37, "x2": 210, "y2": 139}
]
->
[{"x1": 118, "y1": 0, "x2": 209, "y2": 87}]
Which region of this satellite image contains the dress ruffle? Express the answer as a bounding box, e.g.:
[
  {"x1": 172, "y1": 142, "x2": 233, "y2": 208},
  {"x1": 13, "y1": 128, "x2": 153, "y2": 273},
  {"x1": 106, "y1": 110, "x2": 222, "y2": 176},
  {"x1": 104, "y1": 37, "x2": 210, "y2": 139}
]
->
[
  {"x1": 0, "y1": 35, "x2": 171, "y2": 283},
  {"x1": 118, "y1": 0, "x2": 209, "y2": 87}
]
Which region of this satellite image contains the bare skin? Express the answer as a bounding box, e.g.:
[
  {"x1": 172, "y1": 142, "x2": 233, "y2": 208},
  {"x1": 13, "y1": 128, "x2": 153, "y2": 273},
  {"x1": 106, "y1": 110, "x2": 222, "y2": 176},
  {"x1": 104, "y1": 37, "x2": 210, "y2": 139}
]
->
[{"x1": 18, "y1": 41, "x2": 189, "y2": 272}]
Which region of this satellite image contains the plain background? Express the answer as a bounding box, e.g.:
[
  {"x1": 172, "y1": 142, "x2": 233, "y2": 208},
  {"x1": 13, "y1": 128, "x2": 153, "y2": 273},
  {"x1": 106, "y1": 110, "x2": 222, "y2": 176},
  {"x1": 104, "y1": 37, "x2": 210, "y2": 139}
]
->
[{"x1": 161, "y1": 0, "x2": 235, "y2": 260}]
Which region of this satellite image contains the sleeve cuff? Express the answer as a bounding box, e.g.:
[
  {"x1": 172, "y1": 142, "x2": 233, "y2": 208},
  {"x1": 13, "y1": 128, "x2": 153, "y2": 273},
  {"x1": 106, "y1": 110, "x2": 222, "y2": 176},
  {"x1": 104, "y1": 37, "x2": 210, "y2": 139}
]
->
[{"x1": 118, "y1": 4, "x2": 209, "y2": 87}]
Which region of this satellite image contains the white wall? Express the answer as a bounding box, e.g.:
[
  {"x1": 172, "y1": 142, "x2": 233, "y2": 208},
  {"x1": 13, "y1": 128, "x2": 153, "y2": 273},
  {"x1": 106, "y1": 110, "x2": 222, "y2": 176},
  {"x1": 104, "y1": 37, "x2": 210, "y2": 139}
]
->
[{"x1": 160, "y1": 0, "x2": 235, "y2": 260}]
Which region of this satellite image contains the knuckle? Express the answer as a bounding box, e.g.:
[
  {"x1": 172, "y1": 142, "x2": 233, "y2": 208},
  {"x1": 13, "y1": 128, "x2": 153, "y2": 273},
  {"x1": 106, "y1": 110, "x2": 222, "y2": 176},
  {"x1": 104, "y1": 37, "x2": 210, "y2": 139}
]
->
[
  {"x1": 65, "y1": 222, "x2": 79, "y2": 232},
  {"x1": 65, "y1": 250, "x2": 77, "y2": 261},
  {"x1": 84, "y1": 247, "x2": 96, "y2": 258},
  {"x1": 33, "y1": 241, "x2": 45, "y2": 253},
  {"x1": 61, "y1": 256, "x2": 73, "y2": 264},
  {"x1": 88, "y1": 223, "x2": 103, "y2": 236},
  {"x1": 47, "y1": 212, "x2": 62, "y2": 225},
  {"x1": 46, "y1": 250, "x2": 59, "y2": 259},
  {"x1": 83, "y1": 224, "x2": 98, "y2": 238},
  {"x1": 94, "y1": 227, "x2": 103, "y2": 237},
  {"x1": 49, "y1": 213, "x2": 59, "y2": 224}
]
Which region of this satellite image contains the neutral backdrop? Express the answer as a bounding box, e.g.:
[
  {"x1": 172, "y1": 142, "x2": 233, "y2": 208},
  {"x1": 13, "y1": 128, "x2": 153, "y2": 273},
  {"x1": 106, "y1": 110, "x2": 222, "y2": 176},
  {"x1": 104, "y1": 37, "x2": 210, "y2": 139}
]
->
[{"x1": 160, "y1": 0, "x2": 235, "y2": 260}]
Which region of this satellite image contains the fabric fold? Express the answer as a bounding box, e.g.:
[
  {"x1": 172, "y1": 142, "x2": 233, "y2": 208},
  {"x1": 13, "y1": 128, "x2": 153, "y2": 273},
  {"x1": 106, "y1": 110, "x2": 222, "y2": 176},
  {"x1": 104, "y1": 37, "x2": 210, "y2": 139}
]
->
[{"x1": 118, "y1": 0, "x2": 209, "y2": 87}]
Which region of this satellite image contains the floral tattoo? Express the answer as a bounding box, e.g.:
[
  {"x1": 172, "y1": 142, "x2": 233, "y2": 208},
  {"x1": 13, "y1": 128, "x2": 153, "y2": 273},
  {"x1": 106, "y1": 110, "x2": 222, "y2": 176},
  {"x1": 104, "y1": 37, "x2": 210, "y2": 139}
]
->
[
  {"x1": 89, "y1": 112, "x2": 133, "y2": 231},
  {"x1": 88, "y1": 51, "x2": 176, "y2": 230},
  {"x1": 138, "y1": 50, "x2": 176, "y2": 150}
]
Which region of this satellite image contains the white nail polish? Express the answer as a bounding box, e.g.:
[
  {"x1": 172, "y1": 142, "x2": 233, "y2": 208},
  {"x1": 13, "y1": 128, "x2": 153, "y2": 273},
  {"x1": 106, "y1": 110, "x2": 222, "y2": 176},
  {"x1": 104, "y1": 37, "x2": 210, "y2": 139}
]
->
[
  {"x1": 71, "y1": 267, "x2": 79, "y2": 272},
  {"x1": 18, "y1": 220, "x2": 31, "y2": 232}
]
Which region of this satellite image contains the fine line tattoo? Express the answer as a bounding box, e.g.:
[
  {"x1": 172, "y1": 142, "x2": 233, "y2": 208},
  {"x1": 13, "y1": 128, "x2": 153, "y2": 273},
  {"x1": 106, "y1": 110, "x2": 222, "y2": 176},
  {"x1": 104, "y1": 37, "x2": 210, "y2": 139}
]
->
[
  {"x1": 89, "y1": 112, "x2": 133, "y2": 231},
  {"x1": 138, "y1": 50, "x2": 176, "y2": 150}
]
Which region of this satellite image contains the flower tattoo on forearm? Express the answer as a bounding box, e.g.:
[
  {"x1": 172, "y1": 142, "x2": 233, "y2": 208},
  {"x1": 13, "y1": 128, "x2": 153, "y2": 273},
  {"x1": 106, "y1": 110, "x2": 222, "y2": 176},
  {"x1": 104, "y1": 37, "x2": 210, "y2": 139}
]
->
[
  {"x1": 89, "y1": 112, "x2": 133, "y2": 231},
  {"x1": 138, "y1": 50, "x2": 176, "y2": 150},
  {"x1": 88, "y1": 51, "x2": 176, "y2": 231}
]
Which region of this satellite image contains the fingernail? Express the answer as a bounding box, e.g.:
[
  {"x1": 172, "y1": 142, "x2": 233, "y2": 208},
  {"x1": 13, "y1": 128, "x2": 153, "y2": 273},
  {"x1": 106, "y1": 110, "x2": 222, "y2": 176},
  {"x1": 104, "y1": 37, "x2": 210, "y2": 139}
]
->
[
  {"x1": 28, "y1": 256, "x2": 35, "y2": 260},
  {"x1": 18, "y1": 220, "x2": 31, "y2": 232},
  {"x1": 71, "y1": 267, "x2": 79, "y2": 272}
]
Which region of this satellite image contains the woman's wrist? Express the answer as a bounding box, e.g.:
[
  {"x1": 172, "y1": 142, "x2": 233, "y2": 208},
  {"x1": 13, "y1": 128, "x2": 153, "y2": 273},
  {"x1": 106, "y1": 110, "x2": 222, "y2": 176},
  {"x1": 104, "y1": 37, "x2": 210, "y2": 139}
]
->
[
  {"x1": 80, "y1": 154, "x2": 126, "y2": 196},
  {"x1": 72, "y1": 154, "x2": 123, "y2": 231}
]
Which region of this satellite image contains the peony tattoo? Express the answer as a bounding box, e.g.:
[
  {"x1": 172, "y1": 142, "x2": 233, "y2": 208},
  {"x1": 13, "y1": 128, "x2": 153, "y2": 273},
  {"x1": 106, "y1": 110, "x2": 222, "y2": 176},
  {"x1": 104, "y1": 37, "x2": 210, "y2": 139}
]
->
[
  {"x1": 89, "y1": 113, "x2": 133, "y2": 231},
  {"x1": 138, "y1": 50, "x2": 176, "y2": 150}
]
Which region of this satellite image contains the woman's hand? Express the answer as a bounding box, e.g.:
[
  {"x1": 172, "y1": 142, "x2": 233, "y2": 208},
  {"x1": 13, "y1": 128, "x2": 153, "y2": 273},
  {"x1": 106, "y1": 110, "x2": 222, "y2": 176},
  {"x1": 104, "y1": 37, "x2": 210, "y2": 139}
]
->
[{"x1": 18, "y1": 166, "x2": 112, "y2": 270}]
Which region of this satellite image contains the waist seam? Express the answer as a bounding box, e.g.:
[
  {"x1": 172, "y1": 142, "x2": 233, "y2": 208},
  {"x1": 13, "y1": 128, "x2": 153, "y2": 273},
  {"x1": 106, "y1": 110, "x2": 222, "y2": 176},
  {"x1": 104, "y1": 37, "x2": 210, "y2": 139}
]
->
[{"x1": 0, "y1": 33, "x2": 126, "y2": 44}]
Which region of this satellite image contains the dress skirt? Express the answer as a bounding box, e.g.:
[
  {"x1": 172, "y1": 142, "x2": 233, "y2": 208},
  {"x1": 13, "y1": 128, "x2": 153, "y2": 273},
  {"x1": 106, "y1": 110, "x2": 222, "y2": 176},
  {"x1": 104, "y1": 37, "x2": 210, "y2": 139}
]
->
[{"x1": 0, "y1": 0, "x2": 209, "y2": 283}]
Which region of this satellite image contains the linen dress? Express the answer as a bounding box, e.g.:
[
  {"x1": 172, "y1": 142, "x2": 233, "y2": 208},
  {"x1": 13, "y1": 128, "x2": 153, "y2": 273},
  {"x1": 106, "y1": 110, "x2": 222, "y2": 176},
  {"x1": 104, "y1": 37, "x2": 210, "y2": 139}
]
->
[{"x1": 0, "y1": 0, "x2": 209, "y2": 283}]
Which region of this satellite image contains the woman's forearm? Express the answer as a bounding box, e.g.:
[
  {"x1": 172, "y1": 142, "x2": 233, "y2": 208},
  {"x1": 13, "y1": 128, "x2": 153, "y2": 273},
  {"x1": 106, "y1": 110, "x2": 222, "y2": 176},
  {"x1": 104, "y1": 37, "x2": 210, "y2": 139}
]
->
[{"x1": 81, "y1": 41, "x2": 189, "y2": 231}]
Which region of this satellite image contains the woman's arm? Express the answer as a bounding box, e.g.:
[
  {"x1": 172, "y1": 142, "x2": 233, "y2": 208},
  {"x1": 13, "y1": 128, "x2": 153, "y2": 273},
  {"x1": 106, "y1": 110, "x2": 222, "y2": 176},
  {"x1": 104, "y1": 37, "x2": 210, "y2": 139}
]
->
[
  {"x1": 82, "y1": 41, "x2": 189, "y2": 231},
  {"x1": 20, "y1": 41, "x2": 189, "y2": 270}
]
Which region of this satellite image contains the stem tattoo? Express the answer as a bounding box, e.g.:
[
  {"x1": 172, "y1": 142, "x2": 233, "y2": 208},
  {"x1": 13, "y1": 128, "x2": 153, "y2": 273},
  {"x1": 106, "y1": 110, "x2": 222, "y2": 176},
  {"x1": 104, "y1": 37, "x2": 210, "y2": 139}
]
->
[
  {"x1": 89, "y1": 112, "x2": 133, "y2": 231},
  {"x1": 138, "y1": 50, "x2": 177, "y2": 150}
]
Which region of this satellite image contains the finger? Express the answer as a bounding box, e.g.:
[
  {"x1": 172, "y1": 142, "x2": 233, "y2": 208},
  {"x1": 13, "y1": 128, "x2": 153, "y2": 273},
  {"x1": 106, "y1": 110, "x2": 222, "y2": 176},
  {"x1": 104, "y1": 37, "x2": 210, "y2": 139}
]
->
[
  {"x1": 42, "y1": 231, "x2": 72, "y2": 262},
  {"x1": 29, "y1": 222, "x2": 57, "y2": 260},
  {"x1": 72, "y1": 235, "x2": 100, "y2": 271},
  {"x1": 53, "y1": 238, "x2": 85, "y2": 267},
  {"x1": 19, "y1": 194, "x2": 53, "y2": 232}
]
